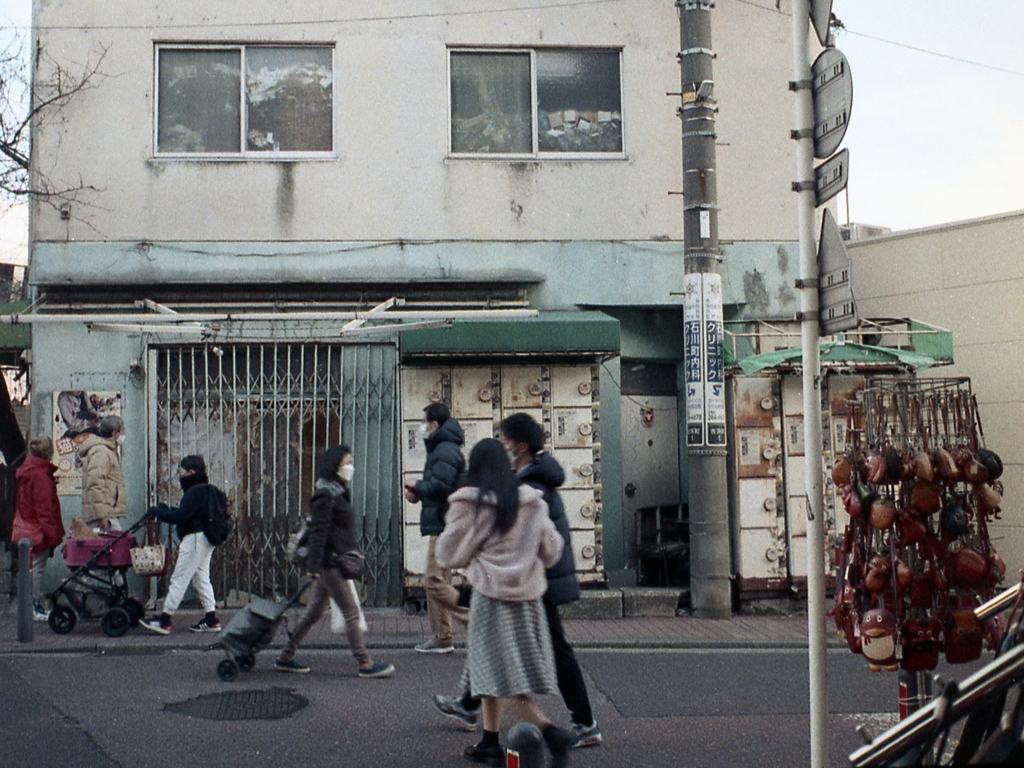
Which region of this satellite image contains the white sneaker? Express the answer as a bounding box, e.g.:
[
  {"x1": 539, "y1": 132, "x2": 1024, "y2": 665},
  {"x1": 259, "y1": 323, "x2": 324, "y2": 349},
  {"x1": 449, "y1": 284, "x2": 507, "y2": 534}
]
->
[
  {"x1": 33, "y1": 608, "x2": 50, "y2": 623},
  {"x1": 415, "y1": 640, "x2": 454, "y2": 654}
]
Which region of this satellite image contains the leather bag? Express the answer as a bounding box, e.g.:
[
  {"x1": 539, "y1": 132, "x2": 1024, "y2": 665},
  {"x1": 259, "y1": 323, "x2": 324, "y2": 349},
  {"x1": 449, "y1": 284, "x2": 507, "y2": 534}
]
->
[{"x1": 335, "y1": 549, "x2": 367, "y2": 581}]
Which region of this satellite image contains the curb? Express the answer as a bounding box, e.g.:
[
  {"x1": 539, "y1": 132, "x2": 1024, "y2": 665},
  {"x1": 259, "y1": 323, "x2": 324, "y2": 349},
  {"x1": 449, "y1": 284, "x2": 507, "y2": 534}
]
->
[{"x1": 0, "y1": 636, "x2": 848, "y2": 656}]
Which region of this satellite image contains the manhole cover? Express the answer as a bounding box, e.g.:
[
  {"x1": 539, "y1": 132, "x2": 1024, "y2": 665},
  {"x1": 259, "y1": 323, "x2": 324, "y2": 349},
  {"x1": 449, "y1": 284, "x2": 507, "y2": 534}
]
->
[{"x1": 165, "y1": 688, "x2": 309, "y2": 721}]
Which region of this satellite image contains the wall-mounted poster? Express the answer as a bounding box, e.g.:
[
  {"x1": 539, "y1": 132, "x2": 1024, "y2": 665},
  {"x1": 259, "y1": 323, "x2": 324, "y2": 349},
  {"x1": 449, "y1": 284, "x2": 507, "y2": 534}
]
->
[{"x1": 52, "y1": 391, "x2": 122, "y2": 495}]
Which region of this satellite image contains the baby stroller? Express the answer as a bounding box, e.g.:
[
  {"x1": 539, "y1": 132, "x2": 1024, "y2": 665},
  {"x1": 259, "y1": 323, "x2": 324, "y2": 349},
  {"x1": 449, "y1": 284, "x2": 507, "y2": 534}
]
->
[
  {"x1": 208, "y1": 580, "x2": 313, "y2": 682},
  {"x1": 46, "y1": 518, "x2": 151, "y2": 637}
]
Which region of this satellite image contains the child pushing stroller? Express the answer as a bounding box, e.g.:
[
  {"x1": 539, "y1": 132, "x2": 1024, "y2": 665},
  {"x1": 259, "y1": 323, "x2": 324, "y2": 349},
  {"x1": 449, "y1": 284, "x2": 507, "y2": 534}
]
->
[{"x1": 141, "y1": 455, "x2": 232, "y2": 635}]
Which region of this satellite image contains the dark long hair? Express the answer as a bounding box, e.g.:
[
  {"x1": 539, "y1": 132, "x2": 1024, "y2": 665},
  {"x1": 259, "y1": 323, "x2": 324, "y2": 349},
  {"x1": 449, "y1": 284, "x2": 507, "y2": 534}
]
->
[
  {"x1": 316, "y1": 444, "x2": 352, "y2": 482},
  {"x1": 465, "y1": 438, "x2": 519, "y2": 534}
]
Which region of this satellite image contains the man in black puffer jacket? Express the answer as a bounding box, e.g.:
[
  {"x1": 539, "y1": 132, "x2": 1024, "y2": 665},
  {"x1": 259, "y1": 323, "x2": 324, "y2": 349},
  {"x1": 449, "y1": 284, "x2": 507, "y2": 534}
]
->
[
  {"x1": 433, "y1": 413, "x2": 603, "y2": 749},
  {"x1": 405, "y1": 403, "x2": 468, "y2": 653}
]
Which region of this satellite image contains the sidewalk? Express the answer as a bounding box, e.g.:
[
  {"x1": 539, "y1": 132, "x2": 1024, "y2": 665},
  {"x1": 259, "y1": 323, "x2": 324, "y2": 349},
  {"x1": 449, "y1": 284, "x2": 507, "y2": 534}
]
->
[{"x1": 0, "y1": 603, "x2": 842, "y2": 655}]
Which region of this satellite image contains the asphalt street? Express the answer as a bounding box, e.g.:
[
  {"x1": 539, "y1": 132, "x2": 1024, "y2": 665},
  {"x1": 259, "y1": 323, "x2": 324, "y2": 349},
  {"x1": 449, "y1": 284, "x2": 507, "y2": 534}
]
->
[{"x1": 0, "y1": 646, "x2": 981, "y2": 768}]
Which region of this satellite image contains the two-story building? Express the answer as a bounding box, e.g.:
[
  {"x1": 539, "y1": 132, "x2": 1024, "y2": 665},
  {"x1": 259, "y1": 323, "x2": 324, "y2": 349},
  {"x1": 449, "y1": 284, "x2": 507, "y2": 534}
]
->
[{"x1": 23, "y1": 0, "x2": 830, "y2": 607}]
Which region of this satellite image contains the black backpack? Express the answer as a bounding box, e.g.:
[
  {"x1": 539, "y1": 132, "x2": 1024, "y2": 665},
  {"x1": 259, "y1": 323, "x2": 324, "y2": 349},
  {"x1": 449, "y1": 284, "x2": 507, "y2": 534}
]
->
[{"x1": 200, "y1": 485, "x2": 233, "y2": 546}]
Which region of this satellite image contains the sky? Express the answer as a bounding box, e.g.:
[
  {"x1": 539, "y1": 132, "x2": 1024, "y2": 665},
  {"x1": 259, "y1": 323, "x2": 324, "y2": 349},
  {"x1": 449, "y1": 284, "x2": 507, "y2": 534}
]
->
[{"x1": 0, "y1": 0, "x2": 1022, "y2": 261}]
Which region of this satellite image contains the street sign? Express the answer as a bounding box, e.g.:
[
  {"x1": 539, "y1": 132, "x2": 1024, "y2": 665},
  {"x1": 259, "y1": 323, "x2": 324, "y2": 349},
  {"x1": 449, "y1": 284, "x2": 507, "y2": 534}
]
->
[
  {"x1": 818, "y1": 209, "x2": 858, "y2": 335},
  {"x1": 811, "y1": 47, "x2": 853, "y2": 159},
  {"x1": 810, "y1": 0, "x2": 834, "y2": 47},
  {"x1": 814, "y1": 148, "x2": 848, "y2": 207}
]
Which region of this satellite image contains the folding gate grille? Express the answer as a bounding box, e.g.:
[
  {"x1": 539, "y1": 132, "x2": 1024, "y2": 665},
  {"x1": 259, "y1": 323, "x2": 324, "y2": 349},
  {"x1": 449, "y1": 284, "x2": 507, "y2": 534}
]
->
[{"x1": 152, "y1": 343, "x2": 401, "y2": 606}]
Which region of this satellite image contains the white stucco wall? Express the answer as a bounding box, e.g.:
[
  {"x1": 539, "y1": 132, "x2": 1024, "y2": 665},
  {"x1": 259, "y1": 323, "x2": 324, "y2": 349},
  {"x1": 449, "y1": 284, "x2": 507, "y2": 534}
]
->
[
  {"x1": 30, "y1": 0, "x2": 797, "y2": 246},
  {"x1": 848, "y1": 210, "x2": 1024, "y2": 573}
]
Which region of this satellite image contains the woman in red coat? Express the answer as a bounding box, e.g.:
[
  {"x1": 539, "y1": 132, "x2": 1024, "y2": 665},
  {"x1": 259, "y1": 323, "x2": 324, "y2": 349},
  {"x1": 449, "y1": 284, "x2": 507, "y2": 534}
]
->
[{"x1": 14, "y1": 436, "x2": 65, "y2": 621}]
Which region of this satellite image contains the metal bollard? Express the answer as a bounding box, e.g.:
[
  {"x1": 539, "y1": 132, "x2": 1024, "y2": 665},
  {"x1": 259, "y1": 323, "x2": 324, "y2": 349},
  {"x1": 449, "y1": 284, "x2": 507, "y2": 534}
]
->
[
  {"x1": 505, "y1": 722, "x2": 544, "y2": 768},
  {"x1": 17, "y1": 538, "x2": 33, "y2": 643}
]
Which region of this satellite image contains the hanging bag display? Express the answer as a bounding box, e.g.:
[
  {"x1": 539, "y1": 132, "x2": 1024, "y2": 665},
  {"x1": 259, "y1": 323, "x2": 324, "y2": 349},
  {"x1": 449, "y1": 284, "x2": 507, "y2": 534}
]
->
[{"x1": 130, "y1": 519, "x2": 169, "y2": 577}]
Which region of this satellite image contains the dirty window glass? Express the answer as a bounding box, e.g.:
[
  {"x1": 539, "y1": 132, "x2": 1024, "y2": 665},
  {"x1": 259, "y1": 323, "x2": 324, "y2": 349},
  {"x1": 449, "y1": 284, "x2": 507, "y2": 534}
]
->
[
  {"x1": 450, "y1": 52, "x2": 531, "y2": 154},
  {"x1": 246, "y1": 47, "x2": 333, "y2": 152},
  {"x1": 158, "y1": 49, "x2": 241, "y2": 153},
  {"x1": 157, "y1": 45, "x2": 333, "y2": 155},
  {"x1": 537, "y1": 50, "x2": 622, "y2": 153}
]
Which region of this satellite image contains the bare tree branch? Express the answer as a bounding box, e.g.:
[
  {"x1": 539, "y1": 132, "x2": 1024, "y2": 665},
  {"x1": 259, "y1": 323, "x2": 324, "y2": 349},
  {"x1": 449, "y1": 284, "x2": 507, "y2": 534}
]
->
[{"x1": 0, "y1": 34, "x2": 109, "y2": 202}]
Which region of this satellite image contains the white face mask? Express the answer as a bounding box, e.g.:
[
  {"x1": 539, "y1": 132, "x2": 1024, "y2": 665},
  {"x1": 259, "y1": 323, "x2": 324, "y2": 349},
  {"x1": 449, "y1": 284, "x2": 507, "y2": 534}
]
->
[
  {"x1": 338, "y1": 464, "x2": 355, "y2": 484},
  {"x1": 116, "y1": 434, "x2": 126, "y2": 446},
  {"x1": 418, "y1": 422, "x2": 430, "y2": 439}
]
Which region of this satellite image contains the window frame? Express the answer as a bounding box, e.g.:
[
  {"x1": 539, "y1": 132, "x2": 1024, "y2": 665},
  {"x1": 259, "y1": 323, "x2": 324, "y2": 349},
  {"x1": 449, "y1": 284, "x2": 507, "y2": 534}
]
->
[
  {"x1": 447, "y1": 46, "x2": 626, "y2": 161},
  {"x1": 153, "y1": 42, "x2": 337, "y2": 160}
]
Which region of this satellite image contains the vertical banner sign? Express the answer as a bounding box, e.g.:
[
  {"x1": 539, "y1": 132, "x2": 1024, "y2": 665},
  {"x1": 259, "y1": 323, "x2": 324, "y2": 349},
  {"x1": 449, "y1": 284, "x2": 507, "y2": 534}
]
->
[
  {"x1": 683, "y1": 273, "x2": 726, "y2": 447},
  {"x1": 703, "y1": 273, "x2": 727, "y2": 446},
  {"x1": 683, "y1": 273, "x2": 705, "y2": 446},
  {"x1": 684, "y1": 273, "x2": 726, "y2": 448}
]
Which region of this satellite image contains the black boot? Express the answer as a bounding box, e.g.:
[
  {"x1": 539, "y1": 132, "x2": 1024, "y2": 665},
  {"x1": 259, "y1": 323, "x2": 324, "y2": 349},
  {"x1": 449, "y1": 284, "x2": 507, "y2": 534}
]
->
[{"x1": 465, "y1": 730, "x2": 503, "y2": 766}]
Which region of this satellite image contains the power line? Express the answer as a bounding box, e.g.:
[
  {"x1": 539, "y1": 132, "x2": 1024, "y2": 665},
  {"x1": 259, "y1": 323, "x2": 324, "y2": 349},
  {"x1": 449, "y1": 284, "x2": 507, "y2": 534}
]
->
[
  {"x1": 8, "y1": 0, "x2": 1023, "y2": 77},
  {"x1": 5, "y1": 0, "x2": 623, "y2": 32},
  {"x1": 728, "y1": 0, "x2": 1024, "y2": 78},
  {"x1": 837, "y1": 27, "x2": 1024, "y2": 77}
]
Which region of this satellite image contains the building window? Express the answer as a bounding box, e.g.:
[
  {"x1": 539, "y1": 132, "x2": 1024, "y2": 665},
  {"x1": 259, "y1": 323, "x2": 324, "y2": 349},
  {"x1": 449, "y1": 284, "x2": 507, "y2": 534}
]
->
[
  {"x1": 450, "y1": 48, "x2": 623, "y2": 157},
  {"x1": 156, "y1": 45, "x2": 333, "y2": 156}
]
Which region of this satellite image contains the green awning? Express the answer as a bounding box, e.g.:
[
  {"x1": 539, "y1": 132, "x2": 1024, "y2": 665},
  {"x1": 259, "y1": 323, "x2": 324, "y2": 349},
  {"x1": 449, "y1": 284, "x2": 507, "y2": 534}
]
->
[
  {"x1": 400, "y1": 310, "x2": 619, "y2": 357},
  {"x1": 734, "y1": 341, "x2": 948, "y2": 376},
  {"x1": 0, "y1": 302, "x2": 30, "y2": 350}
]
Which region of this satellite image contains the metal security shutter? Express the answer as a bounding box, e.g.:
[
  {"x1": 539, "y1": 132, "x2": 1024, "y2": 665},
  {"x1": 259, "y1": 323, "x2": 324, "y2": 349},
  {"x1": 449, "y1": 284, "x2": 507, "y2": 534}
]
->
[{"x1": 152, "y1": 343, "x2": 400, "y2": 605}]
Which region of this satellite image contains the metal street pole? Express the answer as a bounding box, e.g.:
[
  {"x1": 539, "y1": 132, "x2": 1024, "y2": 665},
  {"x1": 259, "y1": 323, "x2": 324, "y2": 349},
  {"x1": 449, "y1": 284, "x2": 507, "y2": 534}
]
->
[
  {"x1": 791, "y1": 1, "x2": 830, "y2": 765},
  {"x1": 678, "y1": 0, "x2": 731, "y2": 619}
]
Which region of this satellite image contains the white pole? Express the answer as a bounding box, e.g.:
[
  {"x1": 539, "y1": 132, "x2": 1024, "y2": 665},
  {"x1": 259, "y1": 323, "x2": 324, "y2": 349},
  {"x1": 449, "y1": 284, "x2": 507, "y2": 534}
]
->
[{"x1": 792, "y1": 1, "x2": 830, "y2": 766}]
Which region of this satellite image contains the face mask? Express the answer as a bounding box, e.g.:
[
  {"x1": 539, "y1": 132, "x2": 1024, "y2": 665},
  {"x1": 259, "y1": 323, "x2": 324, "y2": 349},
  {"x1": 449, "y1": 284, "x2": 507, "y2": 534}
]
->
[
  {"x1": 116, "y1": 434, "x2": 126, "y2": 446},
  {"x1": 418, "y1": 422, "x2": 430, "y2": 439},
  {"x1": 338, "y1": 464, "x2": 355, "y2": 484}
]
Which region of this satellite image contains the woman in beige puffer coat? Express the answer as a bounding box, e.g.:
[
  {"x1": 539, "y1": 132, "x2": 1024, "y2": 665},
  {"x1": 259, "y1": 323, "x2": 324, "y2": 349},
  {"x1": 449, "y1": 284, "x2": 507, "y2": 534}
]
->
[{"x1": 77, "y1": 416, "x2": 127, "y2": 531}]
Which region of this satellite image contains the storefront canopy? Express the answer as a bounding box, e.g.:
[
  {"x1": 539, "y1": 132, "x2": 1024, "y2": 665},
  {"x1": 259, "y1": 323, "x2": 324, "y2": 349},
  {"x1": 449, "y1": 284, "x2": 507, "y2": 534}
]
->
[
  {"x1": 400, "y1": 310, "x2": 620, "y2": 357},
  {"x1": 732, "y1": 340, "x2": 949, "y2": 376}
]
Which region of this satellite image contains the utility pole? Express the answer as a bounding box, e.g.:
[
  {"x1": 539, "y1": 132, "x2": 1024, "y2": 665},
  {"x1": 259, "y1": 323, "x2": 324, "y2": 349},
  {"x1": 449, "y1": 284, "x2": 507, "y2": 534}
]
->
[
  {"x1": 794, "y1": 1, "x2": 856, "y2": 763},
  {"x1": 677, "y1": 0, "x2": 730, "y2": 619}
]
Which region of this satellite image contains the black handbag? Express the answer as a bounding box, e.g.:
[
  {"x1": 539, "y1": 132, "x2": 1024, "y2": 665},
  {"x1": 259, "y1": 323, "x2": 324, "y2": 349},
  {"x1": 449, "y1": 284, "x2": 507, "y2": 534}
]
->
[{"x1": 336, "y1": 549, "x2": 366, "y2": 580}]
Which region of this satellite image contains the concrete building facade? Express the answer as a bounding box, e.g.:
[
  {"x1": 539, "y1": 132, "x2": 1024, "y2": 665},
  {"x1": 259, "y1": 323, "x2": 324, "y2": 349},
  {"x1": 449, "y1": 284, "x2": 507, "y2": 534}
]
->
[{"x1": 25, "y1": 0, "x2": 808, "y2": 605}]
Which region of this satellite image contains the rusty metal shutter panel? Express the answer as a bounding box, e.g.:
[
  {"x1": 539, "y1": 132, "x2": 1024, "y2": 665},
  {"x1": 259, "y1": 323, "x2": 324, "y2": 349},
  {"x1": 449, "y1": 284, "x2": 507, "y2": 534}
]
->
[{"x1": 155, "y1": 343, "x2": 399, "y2": 606}]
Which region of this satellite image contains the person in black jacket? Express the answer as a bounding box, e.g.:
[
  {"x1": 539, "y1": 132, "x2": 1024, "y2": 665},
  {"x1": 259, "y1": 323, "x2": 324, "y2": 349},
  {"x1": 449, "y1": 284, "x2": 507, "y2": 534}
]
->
[
  {"x1": 434, "y1": 413, "x2": 602, "y2": 750},
  {"x1": 405, "y1": 403, "x2": 468, "y2": 653},
  {"x1": 141, "y1": 455, "x2": 224, "y2": 634},
  {"x1": 275, "y1": 444, "x2": 394, "y2": 678}
]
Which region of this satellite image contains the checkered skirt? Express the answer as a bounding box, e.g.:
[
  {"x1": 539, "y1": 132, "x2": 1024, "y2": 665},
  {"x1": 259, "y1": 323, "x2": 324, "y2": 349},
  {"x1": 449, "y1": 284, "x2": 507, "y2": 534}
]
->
[{"x1": 460, "y1": 592, "x2": 557, "y2": 698}]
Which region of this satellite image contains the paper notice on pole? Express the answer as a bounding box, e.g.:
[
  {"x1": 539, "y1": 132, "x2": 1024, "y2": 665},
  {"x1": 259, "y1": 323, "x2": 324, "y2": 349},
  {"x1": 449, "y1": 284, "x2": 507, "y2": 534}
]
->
[
  {"x1": 703, "y1": 273, "x2": 726, "y2": 446},
  {"x1": 684, "y1": 273, "x2": 727, "y2": 449},
  {"x1": 683, "y1": 273, "x2": 705, "y2": 447}
]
